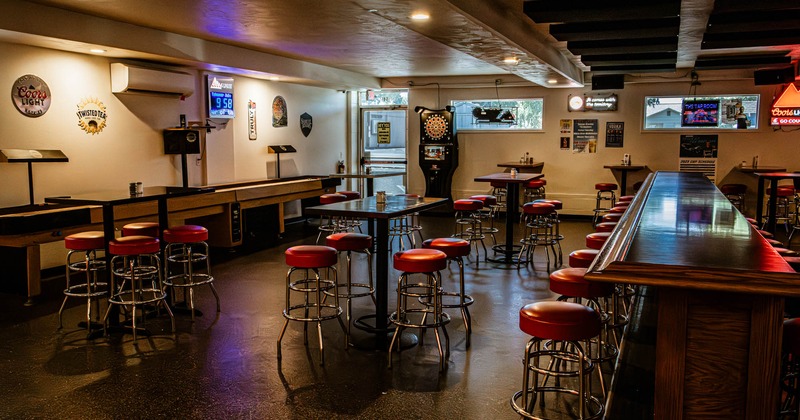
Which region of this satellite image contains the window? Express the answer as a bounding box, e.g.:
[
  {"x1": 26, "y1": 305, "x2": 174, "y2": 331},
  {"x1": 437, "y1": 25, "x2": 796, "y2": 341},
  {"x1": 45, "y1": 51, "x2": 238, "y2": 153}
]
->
[
  {"x1": 644, "y1": 95, "x2": 759, "y2": 130},
  {"x1": 452, "y1": 99, "x2": 544, "y2": 131},
  {"x1": 359, "y1": 90, "x2": 408, "y2": 106}
]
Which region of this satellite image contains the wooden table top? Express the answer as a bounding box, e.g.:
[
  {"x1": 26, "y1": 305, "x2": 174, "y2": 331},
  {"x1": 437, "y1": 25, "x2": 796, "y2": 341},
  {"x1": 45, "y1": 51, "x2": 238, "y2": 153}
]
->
[
  {"x1": 737, "y1": 165, "x2": 787, "y2": 173},
  {"x1": 586, "y1": 171, "x2": 799, "y2": 296},
  {"x1": 497, "y1": 161, "x2": 544, "y2": 169},
  {"x1": 474, "y1": 172, "x2": 543, "y2": 184},
  {"x1": 603, "y1": 164, "x2": 646, "y2": 170},
  {"x1": 305, "y1": 195, "x2": 448, "y2": 219}
]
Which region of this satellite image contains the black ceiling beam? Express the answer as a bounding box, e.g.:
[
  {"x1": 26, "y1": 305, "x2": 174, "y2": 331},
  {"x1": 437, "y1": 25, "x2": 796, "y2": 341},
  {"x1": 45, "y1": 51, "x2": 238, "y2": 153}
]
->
[
  {"x1": 590, "y1": 63, "x2": 677, "y2": 74},
  {"x1": 581, "y1": 52, "x2": 677, "y2": 66},
  {"x1": 523, "y1": 0, "x2": 679, "y2": 23},
  {"x1": 706, "y1": 10, "x2": 800, "y2": 33},
  {"x1": 550, "y1": 17, "x2": 680, "y2": 42},
  {"x1": 567, "y1": 37, "x2": 677, "y2": 55},
  {"x1": 702, "y1": 31, "x2": 800, "y2": 49},
  {"x1": 710, "y1": 0, "x2": 800, "y2": 14},
  {"x1": 694, "y1": 54, "x2": 791, "y2": 69}
]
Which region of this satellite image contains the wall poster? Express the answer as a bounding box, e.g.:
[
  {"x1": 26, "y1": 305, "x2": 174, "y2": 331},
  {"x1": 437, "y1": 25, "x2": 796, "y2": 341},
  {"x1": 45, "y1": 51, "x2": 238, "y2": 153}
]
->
[
  {"x1": 573, "y1": 119, "x2": 598, "y2": 154},
  {"x1": 605, "y1": 122, "x2": 624, "y2": 147},
  {"x1": 272, "y1": 96, "x2": 287, "y2": 127},
  {"x1": 679, "y1": 134, "x2": 718, "y2": 182}
]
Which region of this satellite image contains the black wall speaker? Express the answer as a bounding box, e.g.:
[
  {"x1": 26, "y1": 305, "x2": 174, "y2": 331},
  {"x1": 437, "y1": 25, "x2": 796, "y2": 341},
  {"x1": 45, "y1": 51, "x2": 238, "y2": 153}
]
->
[
  {"x1": 163, "y1": 129, "x2": 201, "y2": 155},
  {"x1": 754, "y1": 66, "x2": 795, "y2": 86},
  {"x1": 591, "y1": 74, "x2": 625, "y2": 90}
]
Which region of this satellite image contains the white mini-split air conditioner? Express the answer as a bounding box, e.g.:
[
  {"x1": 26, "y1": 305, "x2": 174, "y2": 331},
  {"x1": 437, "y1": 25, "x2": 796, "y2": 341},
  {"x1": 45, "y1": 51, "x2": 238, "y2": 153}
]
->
[{"x1": 110, "y1": 63, "x2": 195, "y2": 97}]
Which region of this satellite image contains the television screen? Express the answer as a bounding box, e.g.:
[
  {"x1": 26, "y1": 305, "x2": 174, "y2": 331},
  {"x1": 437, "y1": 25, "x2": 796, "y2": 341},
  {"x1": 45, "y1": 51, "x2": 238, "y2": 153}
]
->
[
  {"x1": 423, "y1": 145, "x2": 446, "y2": 161},
  {"x1": 682, "y1": 100, "x2": 719, "y2": 127},
  {"x1": 207, "y1": 75, "x2": 234, "y2": 119}
]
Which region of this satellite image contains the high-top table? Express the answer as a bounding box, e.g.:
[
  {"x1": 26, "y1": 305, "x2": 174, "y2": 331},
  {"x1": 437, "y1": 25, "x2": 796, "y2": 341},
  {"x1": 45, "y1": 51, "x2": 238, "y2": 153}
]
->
[
  {"x1": 305, "y1": 195, "x2": 449, "y2": 350},
  {"x1": 754, "y1": 171, "x2": 800, "y2": 233},
  {"x1": 603, "y1": 164, "x2": 646, "y2": 195},
  {"x1": 586, "y1": 171, "x2": 799, "y2": 419},
  {"x1": 474, "y1": 172, "x2": 543, "y2": 264},
  {"x1": 497, "y1": 161, "x2": 544, "y2": 173}
]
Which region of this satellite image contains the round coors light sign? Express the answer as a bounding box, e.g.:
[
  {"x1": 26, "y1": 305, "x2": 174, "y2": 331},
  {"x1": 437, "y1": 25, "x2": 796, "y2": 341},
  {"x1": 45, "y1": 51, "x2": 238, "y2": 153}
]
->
[{"x1": 11, "y1": 74, "x2": 51, "y2": 117}]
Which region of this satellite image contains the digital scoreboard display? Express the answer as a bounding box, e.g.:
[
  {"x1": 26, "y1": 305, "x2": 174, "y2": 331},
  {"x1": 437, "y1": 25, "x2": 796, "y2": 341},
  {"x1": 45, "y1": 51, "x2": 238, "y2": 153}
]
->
[{"x1": 207, "y1": 75, "x2": 234, "y2": 119}]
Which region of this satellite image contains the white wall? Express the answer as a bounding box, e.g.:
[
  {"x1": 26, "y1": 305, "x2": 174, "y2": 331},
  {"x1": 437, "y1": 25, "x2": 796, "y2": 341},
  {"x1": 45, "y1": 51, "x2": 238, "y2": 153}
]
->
[
  {"x1": 407, "y1": 80, "x2": 799, "y2": 216},
  {"x1": 0, "y1": 42, "x2": 347, "y2": 266}
]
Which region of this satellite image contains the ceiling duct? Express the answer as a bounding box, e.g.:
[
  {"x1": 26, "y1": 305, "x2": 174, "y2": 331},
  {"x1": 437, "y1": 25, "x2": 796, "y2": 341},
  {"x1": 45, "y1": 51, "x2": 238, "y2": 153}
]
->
[{"x1": 110, "y1": 63, "x2": 194, "y2": 97}]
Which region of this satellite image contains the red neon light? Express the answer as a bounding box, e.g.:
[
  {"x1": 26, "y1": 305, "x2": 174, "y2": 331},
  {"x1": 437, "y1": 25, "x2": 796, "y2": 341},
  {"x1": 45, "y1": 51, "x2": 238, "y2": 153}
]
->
[
  {"x1": 773, "y1": 83, "x2": 800, "y2": 108},
  {"x1": 770, "y1": 83, "x2": 800, "y2": 125}
]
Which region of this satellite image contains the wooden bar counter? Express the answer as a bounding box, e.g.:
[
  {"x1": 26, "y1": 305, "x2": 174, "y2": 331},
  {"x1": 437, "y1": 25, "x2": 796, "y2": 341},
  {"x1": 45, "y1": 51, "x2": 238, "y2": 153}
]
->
[{"x1": 586, "y1": 171, "x2": 800, "y2": 419}]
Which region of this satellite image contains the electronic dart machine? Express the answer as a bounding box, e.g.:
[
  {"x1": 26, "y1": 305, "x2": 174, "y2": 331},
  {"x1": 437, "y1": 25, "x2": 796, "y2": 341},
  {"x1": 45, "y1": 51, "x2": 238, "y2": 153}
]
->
[{"x1": 418, "y1": 106, "x2": 458, "y2": 199}]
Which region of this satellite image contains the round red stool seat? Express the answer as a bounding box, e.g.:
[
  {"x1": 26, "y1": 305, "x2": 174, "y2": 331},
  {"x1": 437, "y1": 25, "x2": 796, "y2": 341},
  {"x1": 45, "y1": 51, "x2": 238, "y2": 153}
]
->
[
  {"x1": 569, "y1": 249, "x2": 599, "y2": 268},
  {"x1": 453, "y1": 199, "x2": 483, "y2": 211},
  {"x1": 469, "y1": 194, "x2": 497, "y2": 206},
  {"x1": 586, "y1": 232, "x2": 611, "y2": 250},
  {"x1": 768, "y1": 187, "x2": 795, "y2": 197},
  {"x1": 533, "y1": 199, "x2": 562, "y2": 210},
  {"x1": 163, "y1": 225, "x2": 209, "y2": 243},
  {"x1": 338, "y1": 190, "x2": 361, "y2": 200},
  {"x1": 595, "y1": 222, "x2": 618, "y2": 233},
  {"x1": 774, "y1": 247, "x2": 800, "y2": 257},
  {"x1": 745, "y1": 217, "x2": 759, "y2": 226},
  {"x1": 393, "y1": 249, "x2": 447, "y2": 273},
  {"x1": 422, "y1": 238, "x2": 471, "y2": 258},
  {"x1": 613, "y1": 201, "x2": 630, "y2": 207},
  {"x1": 522, "y1": 202, "x2": 555, "y2": 215},
  {"x1": 320, "y1": 193, "x2": 348, "y2": 204},
  {"x1": 595, "y1": 183, "x2": 618, "y2": 192},
  {"x1": 325, "y1": 232, "x2": 372, "y2": 251},
  {"x1": 121, "y1": 222, "x2": 160, "y2": 238},
  {"x1": 757, "y1": 229, "x2": 775, "y2": 239},
  {"x1": 525, "y1": 180, "x2": 545, "y2": 189},
  {"x1": 285, "y1": 245, "x2": 338, "y2": 268},
  {"x1": 519, "y1": 301, "x2": 602, "y2": 342},
  {"x1": 601, "y1": 213, "x2": 622, "y2": 223},
  {"x1": 721, "y1": 184, "x2": 747, "y2": 195},
  {"x1": 109, "y1": 235, "x2": 160, "y2": 255},
  {"x1": 607, "y1": 206, "x2": 628, "y2": 214},
  {"x1": 766, "y1": 238, "x2": 785, "y2": 247},
  {"x1": 65, "y1": 231, "x2": 105, "y2": 251},
  {"x1": 618, "y1": 195, "x2": 635, "y2": 202},
  {"x1": 549, "y1": 267, "x2": 615, "y2": 298}
]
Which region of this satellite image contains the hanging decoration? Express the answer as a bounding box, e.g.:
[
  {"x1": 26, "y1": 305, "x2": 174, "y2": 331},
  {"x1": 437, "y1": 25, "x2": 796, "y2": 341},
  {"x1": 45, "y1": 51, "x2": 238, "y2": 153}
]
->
[
  {"x1": 300, "y1": 112, "x2": 313, "y2": 137},
  {"x1": 76, "y1": 97, "x2": 107, "y2": 135},
  {"x1": 12, "y1": 74, "x2": 51, "y2": 117},
  {"x1": 272, "y1": 96, "x2": 287, "y2": 127},
  {"x1": 248, "y1": 100, "x2": 257, "y2": 140}
]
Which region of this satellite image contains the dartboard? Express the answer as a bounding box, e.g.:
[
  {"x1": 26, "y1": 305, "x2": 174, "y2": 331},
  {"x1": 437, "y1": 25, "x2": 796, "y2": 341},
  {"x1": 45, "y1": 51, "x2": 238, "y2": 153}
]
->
[{"x1": 424, "y1": 114, "x2": 448, "y2": 140}]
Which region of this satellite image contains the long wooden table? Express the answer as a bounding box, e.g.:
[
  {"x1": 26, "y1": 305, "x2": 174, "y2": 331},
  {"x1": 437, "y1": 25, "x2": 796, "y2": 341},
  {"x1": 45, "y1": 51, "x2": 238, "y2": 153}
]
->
[{"x1": 586, "y1": 171, "x2": 800, "y2": 419}]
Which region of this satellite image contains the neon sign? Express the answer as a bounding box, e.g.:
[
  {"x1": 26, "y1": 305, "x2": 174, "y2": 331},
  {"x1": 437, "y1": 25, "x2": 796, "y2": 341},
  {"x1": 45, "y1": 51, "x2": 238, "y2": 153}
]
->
[{"x1": 770, "y1": 84, "x2": 800, "y2": 126}]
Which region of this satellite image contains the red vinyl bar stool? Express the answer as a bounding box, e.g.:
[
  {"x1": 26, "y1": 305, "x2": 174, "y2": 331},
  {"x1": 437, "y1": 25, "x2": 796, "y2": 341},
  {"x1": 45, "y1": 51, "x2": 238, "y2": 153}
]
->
[
  {"x1": 102, "y1": 235, "x2": 174, "y2": 341},
  {"x1": 58, "y1": 231, "x2": 107, "y2": 334},
  {"x1": 592, "y1": 183, "x2": 618, "y2": 225},
  {"x1": 594, "y1": 222, "x2": 618, "y2": 233},
  {"x1": 122, "y1": 221, "x2": 160, "y2": 238},
  {"x1": 523, "y1": 179, "x2": 546, "y2": 202},
  {"x1": 600, "y1": 213, "x2": 622, "y2": 224},
  {"x1": 720, "y1": 183, "x2": 747, "y2": 212},
  {"x1": 452, "y1": 198, "x2": 487, "y2": 265},
  {"x1": 549, "y1": 267, "x2": 619, "y2": 396},
  {"x1": 607, "y1": 206, "x2": 628, "y2": 215},
  {"x1": 422, "y1": 238, "x2": 474, "y2": 348},
  {"x1": 618, "y1": 195, "x2": 635, "y2": 203},
  {"x1": 781, "y1": 318, "x2": 800, "y2": 416},
  {"x1": 325, "y1": 232, "x2": 375, "y2": 338},
  {"x1": 277, "y1": 245, "x2": 347, "y2": 365},
  {"x1": 389, "y1": 248, "x2": 450, "y2": 371},
  {"x1": 519, "y1": 202, "x2": 558, "y2": 272},
  {"x1": 510, "y1": 301, "x2": 604, "y2": 419},
  {"x1": 766, "y1": 186, "x2": 795, "y2": 232},
  {"x1": 316, "y1": 193, "x2": 349, "y2": 244},
  {"x1": 533, "y1": 198, "x2": 564, "y2": 267},
  {"x1": 586, "y1": 232, "x2": 611, "y2": 250},
  {"x1": 163, "y1": 225, "x2": 220, "y2": 321},
  {"x1": 469, "y1": 194, "x2": 499, "y2": 246},
  {"x1": 569, "y1": 249, "x2": 600, "y2": 269}
]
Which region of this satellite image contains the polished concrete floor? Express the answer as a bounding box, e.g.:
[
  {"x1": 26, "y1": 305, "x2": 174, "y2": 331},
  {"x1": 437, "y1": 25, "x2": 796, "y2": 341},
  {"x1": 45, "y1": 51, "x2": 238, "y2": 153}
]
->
[{"x1": 0, "y1": 213, "x2": 632, "y2": 419}]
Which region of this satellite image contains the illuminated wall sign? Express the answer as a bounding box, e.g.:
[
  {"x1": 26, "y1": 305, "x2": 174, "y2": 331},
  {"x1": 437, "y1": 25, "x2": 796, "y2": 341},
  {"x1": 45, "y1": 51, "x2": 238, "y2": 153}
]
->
[
  {"x1": 568, "y1": 94, "x2": 618, "y2": 112},
  {"x1": 770, "y1": 84, "x2": 800, "y2": 126},
  {"x1": 207, "y1": 75, "x2": 234, "y2": 119},
  {"x1": 12, "y1": 74, "x2": 51, "y2": 117}
]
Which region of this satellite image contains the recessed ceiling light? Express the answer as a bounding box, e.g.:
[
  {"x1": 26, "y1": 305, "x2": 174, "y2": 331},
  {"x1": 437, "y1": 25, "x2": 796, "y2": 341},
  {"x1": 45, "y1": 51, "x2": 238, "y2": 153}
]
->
[
  {"x1": 89, "y1": 48, "x2": 106, "y2": 54},
  {"x1": 410, "y1": 12, "x2": 430, "y2": 21},
  {"x1": 269, "y1": 76, "x2": 280, "y2": 81},
  {"x1": 503, "y1": 57, "x2": 519, "y2": 64},
  {"x1": 547, "y1": 79, "x2": 558, "y2": 84}
]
